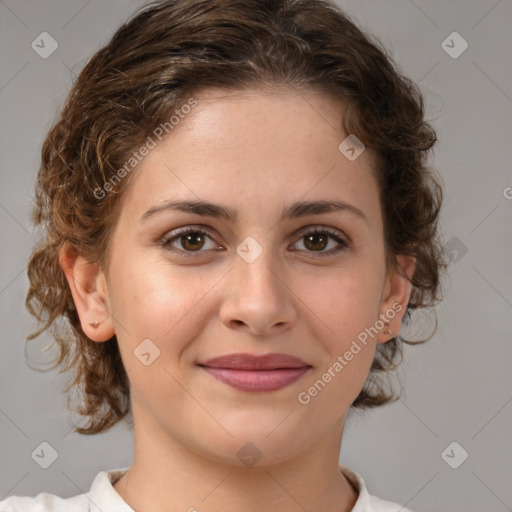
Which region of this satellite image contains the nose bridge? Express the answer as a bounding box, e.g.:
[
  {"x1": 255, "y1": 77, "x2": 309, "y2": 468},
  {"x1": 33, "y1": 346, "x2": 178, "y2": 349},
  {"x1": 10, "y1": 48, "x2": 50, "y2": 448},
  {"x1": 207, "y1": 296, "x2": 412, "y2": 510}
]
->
[{"x1": 233, "y1": 234, "x2": 283, "y2": 301}]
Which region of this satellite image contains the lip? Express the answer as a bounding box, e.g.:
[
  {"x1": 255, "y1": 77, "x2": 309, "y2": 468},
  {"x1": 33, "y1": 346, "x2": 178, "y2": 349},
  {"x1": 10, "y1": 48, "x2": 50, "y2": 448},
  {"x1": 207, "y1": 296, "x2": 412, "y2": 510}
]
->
[
  {"x1": 198, "y1": 353, "x2": 312, "y2": 392},
  {"x1": 200, "y1": 352, "x2": 310, "y2": 370}
]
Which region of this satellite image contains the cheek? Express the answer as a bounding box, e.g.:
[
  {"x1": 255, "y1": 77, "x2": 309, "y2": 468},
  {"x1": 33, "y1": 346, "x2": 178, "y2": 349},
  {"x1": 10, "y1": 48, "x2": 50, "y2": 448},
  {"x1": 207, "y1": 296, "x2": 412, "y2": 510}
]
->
[
  {"x1": 107, "y1": 260, "x2": 210, "y2": 355},
  {"x1": 299, "y1": 261, "x2": 385, "y2": 342},
  {"x1": 294, "y1": 269, "x2": 382, "y2": 414},
  {"x1": 106, "y1": 262, "x2": 213, "y2": 414}
]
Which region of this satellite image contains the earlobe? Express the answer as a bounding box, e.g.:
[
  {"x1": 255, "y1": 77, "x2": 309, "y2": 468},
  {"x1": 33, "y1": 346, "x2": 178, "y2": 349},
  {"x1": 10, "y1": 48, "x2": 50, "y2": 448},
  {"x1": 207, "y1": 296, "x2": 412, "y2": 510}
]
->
[
  {"x1": 58, "y1": 243, "x2": 115, "y2": 342},
  {"x1": 377, "y1": 254, "x2": 416, "y2": 344}
]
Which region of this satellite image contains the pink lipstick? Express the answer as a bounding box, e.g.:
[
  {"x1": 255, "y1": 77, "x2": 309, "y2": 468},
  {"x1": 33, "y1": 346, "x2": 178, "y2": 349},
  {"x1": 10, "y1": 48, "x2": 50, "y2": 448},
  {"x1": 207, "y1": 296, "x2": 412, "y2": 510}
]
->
[{"x1": 198, "y1": 353, "x2": 311, "y2": 392}]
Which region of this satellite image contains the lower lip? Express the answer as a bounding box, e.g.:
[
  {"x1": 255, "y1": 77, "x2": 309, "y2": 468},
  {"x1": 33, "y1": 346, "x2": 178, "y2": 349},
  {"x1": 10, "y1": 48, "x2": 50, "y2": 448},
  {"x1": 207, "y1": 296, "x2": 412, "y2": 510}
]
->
[{"x1": 200, "y1": 366, "x2": 310, "y2": 392}]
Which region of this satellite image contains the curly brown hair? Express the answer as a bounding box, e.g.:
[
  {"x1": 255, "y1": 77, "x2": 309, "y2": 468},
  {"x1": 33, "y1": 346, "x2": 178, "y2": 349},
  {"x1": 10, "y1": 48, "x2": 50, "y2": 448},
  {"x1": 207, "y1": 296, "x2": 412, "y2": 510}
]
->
[{"x1": 25, "y1": 0, "x2": 446, "y2": 435}]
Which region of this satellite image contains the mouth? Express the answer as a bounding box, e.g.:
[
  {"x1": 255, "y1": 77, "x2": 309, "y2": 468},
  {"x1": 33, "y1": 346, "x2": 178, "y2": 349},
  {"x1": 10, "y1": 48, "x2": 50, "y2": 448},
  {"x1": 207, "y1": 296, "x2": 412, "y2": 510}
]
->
[{"x1": 197, "y1": 352, "x2": 312, "y2": 392}]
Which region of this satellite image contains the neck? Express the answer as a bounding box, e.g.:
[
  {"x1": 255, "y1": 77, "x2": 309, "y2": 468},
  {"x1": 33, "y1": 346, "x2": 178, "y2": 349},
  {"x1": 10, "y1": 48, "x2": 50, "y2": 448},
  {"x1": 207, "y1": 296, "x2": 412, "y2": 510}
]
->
[{"x1": 113, "y1": 403, "x2": 358, "y2": 512}]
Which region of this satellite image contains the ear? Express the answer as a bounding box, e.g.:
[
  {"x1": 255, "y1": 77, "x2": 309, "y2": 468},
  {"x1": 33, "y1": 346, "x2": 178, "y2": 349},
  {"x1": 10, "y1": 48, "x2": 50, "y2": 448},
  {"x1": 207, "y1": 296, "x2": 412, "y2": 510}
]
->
[
  {"x1": 376, "y1": 254, "x2": 416, "y2": 344},
  {"x1": 58, "y1": 243, "x2": 115, "y2": 342}
]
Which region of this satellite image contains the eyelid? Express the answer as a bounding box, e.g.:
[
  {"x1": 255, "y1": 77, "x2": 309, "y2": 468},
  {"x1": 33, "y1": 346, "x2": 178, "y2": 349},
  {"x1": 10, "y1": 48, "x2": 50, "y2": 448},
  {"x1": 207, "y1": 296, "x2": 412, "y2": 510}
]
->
[
  {"x1": 289, "y1": 225, "x2": 350, "y2": 256},
  {"x1": 160, "y1": 224, "x2": 350, "y2": 257},
  {"x1": 292, "y1": 224, "x2": 349, "y2": 244},
  {"x1": 160, "y1": 225, "x2": 221, "y2": 253}
]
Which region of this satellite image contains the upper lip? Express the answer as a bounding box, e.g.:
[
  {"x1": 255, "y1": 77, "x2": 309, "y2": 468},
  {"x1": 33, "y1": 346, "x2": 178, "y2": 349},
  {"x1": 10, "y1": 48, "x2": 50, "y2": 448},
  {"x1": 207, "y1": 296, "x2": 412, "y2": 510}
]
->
[{"x1": 198, "y1": 353, "x2": 311, "y2": 370}]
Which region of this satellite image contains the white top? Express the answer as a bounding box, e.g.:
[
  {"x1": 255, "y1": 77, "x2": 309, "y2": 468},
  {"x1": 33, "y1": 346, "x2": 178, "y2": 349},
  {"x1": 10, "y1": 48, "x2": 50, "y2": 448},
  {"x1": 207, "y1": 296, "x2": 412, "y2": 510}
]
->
[{"x1": 0, "y1": 465, "x2": 414, "y2": 512}]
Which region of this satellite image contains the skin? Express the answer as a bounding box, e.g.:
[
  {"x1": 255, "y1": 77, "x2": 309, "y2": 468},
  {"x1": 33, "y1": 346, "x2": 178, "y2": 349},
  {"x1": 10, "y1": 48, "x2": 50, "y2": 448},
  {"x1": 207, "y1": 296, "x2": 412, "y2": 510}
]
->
[{"x1": 60, "y1": 87, "x2": 415, "y2": 512}]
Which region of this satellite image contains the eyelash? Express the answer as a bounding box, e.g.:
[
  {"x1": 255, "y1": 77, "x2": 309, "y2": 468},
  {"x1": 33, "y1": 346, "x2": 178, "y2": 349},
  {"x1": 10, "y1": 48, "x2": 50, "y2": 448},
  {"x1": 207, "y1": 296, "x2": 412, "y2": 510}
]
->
[{"x1": 160, "y1": 225, "x2": 350, "y2": 258}]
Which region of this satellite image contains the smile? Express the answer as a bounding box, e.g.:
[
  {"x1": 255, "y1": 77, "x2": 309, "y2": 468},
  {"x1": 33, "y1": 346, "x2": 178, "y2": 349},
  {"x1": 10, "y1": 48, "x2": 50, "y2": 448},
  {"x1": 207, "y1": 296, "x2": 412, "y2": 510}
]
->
[
  {"x1": 200, "y1": 366, "x2": 311, "y2": 392},
  {"x1": 197, "y1": 352, "x2": 312, "y2": 392}
]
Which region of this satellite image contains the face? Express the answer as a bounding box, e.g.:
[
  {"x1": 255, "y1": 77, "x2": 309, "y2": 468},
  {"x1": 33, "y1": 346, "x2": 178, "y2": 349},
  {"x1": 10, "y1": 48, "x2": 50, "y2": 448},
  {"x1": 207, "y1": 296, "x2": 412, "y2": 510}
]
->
[{"x1": 63, "y1": 87, "x2": 414, "y2": 467}]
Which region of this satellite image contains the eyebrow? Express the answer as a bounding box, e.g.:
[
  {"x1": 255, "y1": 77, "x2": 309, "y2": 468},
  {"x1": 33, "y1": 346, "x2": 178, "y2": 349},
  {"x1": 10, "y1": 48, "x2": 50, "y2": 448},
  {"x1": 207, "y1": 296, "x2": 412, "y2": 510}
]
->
[{"x1": 140, "y1": 199, "x2": 368, "y2": 224}]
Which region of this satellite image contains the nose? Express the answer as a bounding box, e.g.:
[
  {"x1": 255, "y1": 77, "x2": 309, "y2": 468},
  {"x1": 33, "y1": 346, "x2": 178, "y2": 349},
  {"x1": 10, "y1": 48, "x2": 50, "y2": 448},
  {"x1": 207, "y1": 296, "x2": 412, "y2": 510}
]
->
[{"x1": 219, "y1": 243, "x2": 297, "y2": 337}]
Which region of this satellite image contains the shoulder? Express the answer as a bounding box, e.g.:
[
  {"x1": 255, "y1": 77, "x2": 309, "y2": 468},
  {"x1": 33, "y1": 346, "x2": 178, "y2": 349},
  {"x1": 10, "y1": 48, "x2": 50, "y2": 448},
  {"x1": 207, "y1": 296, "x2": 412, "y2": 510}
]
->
[
  {"x1": 0, "y1": 467, "x2": 131, "y2": 512},
  {"x1": 339, "y1": 464, "x2": 415, "y2": 512}
]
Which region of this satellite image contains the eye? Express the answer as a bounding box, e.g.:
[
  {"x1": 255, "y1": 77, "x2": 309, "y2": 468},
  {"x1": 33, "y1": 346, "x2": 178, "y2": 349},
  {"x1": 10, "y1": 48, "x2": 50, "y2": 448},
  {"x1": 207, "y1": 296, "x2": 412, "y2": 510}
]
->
[
  {"x1": 290, "y1": 226, "x2": 349, "y2": 256},
  {"x1": 161, "y1": 226, "x2": 220, "y2": 256},
  {"x1": 161, "y1": 225, "x2": 349, "y2": 258}
]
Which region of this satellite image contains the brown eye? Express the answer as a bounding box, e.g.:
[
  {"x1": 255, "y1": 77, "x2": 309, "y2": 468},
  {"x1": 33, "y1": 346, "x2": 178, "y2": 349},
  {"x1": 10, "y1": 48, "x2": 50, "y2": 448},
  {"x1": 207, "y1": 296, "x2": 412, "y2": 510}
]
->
[
  {"x1": 161, "y1": 227, "x2": 218, "y2": 255},
  {"x1": 303, "y1": 232, "x2": 329, "y2": 251},
  {"x1": 291, "y1": 227, "x2": 349, "y2": 256},
  {"x1": 180, "y1": 232, "x2": 206, "y2": 251}
]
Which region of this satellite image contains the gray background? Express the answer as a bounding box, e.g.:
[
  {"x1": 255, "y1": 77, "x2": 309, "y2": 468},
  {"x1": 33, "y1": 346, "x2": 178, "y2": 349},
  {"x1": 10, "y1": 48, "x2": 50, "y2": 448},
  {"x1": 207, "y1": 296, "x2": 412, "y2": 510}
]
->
[{"x1": 1, "y1": 1, "x2": 511, "y2": 510}]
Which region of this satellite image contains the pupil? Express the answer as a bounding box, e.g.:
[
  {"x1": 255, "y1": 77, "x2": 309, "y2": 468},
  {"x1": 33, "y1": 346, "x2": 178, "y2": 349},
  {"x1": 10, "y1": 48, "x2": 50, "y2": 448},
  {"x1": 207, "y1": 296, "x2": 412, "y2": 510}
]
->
[
  {"x1": 304, "y1": 233, "x2": 327, "y2": 251},
  {"x1": 182, "y1": 233, "x2": 204, "y2": 251}
]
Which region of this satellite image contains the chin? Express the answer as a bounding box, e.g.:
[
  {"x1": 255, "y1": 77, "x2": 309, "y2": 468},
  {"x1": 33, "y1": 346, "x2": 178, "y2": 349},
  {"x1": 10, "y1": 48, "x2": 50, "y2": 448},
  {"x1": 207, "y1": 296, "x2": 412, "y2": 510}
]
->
[{"x1": 189, "y1": 426, "x2": 308, "y2": 469}]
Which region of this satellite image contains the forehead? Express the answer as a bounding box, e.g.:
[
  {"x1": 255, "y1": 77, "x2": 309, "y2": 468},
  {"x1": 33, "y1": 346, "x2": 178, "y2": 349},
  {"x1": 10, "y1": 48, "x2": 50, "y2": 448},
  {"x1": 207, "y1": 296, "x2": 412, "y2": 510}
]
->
[{"x1": 118, "y1": 87, "x2": 381, "y2": 228}]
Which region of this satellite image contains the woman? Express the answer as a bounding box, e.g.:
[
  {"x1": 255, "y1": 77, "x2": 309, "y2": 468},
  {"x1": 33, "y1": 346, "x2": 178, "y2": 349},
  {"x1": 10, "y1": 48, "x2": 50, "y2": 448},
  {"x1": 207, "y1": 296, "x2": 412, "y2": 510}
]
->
[{"x1": 1, "y1": 0, "x2": 445, "y2": 510}]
